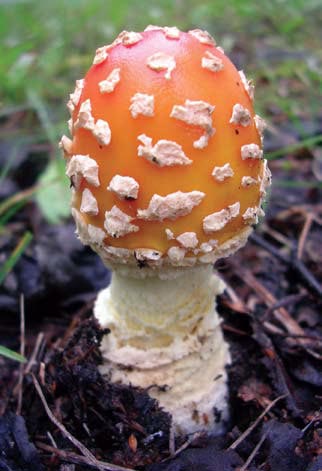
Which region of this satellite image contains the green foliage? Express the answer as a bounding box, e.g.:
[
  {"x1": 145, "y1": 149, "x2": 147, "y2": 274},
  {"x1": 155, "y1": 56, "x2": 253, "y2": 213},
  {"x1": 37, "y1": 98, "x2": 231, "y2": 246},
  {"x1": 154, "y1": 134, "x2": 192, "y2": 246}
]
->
[
  {"x1": 0, "y1": 231, "x2": 33, "y2": 285},
  {"x1": 35, "y1": 158, "x2": 70, "y2": 224},
  {"x1": 275, "y1": 179, "x2": 322, "y2": 189},
  {"x1": 0, "y1": 345, "x2": 26, "y2": 363},
  {"x1": 0, "y1": 0, "x2": 321, "y2": 104},
  {"x1": 0, "y1": 200, "x2": 26, "y2": 227},
  {"x1": 267, "y1": 135, "x2": 322, "y2": 160}
]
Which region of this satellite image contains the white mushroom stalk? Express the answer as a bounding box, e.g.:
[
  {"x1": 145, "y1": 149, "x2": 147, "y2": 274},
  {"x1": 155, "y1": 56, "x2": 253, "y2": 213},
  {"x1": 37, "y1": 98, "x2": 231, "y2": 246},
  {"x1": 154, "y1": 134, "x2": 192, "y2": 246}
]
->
[{"x1": 95, "y1": 265, "x2": 230, "y2": 434}]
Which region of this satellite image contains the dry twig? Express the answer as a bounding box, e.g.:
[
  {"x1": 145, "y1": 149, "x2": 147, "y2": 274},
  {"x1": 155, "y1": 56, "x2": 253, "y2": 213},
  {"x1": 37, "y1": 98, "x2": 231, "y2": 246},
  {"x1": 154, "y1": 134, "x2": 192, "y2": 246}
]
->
[
  {"x1": 229, "y1": 394, "x2": 287, "y2": 450},
  {"x1": 241, "y1": 269, "x2": 304, "y2": 337},
  {"x1": 171, "y1": 432, "x2": 202, "y2": 458},
  {"x1": 16, "y1": 294, "x2": 25, "y2": 415},
  {"x1": 223, "y1": 324, "x2": 249, "y2": 336},
  {"x1": 261, "y1": 223, "x2": 292, "y2": 249},
  {"x1": 168, "y1": 425, "x2": 175, "y2": 456},
  {"x1": 25, "y1": 332, "x2": 45, "y2": 374},
  {"x1": 238, "y1": 423, "x2": 272, "y2": 471},
  {"x1": 35, "y1": 442, "x2": 134, "y2": 471},
  {"x1": 297, "y1": 212, "x2": 314, "y2": 260},
  {"x1": 241, "y1": 269, "x2": 322, "y2": 358},
  {"x1": 250, "y1": 232, "x2": 322, "y2": 297},
  {"x1": 264, "y1": 293, "x2": 307, "y2": 319},
  {"x1": 224, "y1": 281, "x2": 249, "y2": 313},
  {"x1": 276, "y1": 204, "x2": 322, "y2": 222},
  {"x1": 46, "y1": 430, "x2": 58, "y2": 449}
]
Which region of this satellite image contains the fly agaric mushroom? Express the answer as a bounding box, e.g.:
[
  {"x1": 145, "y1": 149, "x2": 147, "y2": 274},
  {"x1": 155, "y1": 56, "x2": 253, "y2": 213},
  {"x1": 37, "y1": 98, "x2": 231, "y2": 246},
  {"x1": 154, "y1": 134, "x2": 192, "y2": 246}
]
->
[{"x1": 60, "y1": 26, "x2": 271, "y2": 435}]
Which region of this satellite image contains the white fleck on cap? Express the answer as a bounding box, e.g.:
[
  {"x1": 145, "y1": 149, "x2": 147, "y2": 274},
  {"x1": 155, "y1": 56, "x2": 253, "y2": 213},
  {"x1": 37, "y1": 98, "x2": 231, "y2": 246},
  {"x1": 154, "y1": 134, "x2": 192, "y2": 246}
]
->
[
  {"x1": 80, "y1": 188, "x2": 99, "y2": 215},
  {"x1": 74, "y1": 99, "x2": 95, "y2": 131},
  {"x1": 130, "y1": 93, "x2": 154, "y2": 118},
  {"x1": 176, "y1": 232, "x2": 199, "y2": 249},
  {"x1": 170, "y1": 100, "x2": 215, "y2": 149},
  {"x1": 137, "y1": 135, "x2": 192, "y2": 167},
  {"x1": 107, "y1": 175, "x2": 139, "y2": 200},
  {"x1": 104, "y1": 206, "x2": 139, "y2": 238},
  {"x1": 212, "y1": 163, "x2": 234, "y2": 182},
  {"x1": 66, "y1": 154, "x2": 99, "y2": 189},
  {"x1": 230, "y1": 104, "x2": 251, "y2": 127},
  {"x1": 203, "y1": 202, "x2": 240, "y2": 233},
  {"x1": 93, "y1": 46, "x2": 108, "y2": 65},
  {"x1": 138, "y1": 191, "x2": 205, "y2": 221},
  {"x1": 241, "y1": 144, "x2": 263, "y2": 160},
  {"x1": 188, "y1": 29, "x2": 216, "y2": 46},
  {"x1": 99, "y1": 68, "x2": 121, "y2": 94},
  {"x1": 92, "y1": 119, "x2": 111, "y2": 146},
  {"x1": 201, "y1": 51, "x2": 224, "y2": 72},
  {"x1": 239, "y1": 70, "x2": 255, "y2": 100},
  {"x1": 146, "y1": 52, "x2": 176, "y2": 79}
]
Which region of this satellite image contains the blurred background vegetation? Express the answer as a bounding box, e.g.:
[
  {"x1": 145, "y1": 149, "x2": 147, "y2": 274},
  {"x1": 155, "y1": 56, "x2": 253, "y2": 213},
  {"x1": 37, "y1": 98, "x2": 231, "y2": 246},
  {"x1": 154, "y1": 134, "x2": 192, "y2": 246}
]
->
[
  {"x1": 1, "y1": 0, "x2": 321, "y2": 107},
  {"x1": 0, "y1": 0, "x2": 321, "y2": 222}
]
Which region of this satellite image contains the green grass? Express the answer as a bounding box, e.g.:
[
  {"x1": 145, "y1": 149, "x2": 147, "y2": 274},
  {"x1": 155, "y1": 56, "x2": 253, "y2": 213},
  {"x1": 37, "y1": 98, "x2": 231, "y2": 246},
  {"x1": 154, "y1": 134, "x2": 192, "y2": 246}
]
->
[
  {"x1": 266, "y1": 135, "x2": 322, "y2": 160},
  {"x1": 0, "y1": 345, "x2": 26, "y2": 363},
  {"x1": 0, "y1": 231, "x2": 33, "y2": 285},
  {"x1": 1, "y1": 0, "x2": 320, "y2": 134},
  {"x1": 1, "y1": 0, "x2": 321, "y2": 108}
]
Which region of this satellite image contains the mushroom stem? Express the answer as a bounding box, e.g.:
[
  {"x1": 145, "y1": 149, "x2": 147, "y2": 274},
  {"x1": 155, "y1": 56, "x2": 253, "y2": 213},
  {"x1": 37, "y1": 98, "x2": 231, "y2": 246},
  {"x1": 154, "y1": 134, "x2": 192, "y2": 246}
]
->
[{"x1": 94, "y1": 264, "x2": 231, "y2": 434}]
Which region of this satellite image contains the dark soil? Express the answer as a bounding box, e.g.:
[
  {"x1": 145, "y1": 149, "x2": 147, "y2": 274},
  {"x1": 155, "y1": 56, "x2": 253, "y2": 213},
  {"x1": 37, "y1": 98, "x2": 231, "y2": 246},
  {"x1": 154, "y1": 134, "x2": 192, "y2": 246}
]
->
[{"x1": 0, "y1": 93, "x2": 321, "y2": 470}]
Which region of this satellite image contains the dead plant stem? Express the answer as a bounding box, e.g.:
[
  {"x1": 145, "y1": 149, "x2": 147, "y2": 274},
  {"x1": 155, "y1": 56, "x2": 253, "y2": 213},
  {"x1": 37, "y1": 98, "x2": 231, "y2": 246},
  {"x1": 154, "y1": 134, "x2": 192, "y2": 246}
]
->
[{"x1": 229, "y1": 394, "x2": 287, "y2": 450}]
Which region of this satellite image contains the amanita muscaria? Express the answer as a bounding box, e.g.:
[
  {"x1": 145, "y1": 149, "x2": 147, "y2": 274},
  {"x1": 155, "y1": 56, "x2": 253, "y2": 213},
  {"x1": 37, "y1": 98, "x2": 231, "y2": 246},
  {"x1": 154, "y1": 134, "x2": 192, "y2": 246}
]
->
[{"x1": 60, "y1": 26, "x2": 271, "y2": 434}]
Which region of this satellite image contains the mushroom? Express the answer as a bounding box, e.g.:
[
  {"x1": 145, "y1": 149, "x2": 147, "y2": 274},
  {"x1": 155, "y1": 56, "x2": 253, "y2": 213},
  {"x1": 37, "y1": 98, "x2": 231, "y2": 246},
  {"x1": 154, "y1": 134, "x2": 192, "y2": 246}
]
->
[{"x1": 61, "y1": 26, "x2": 271, "y2": 435}]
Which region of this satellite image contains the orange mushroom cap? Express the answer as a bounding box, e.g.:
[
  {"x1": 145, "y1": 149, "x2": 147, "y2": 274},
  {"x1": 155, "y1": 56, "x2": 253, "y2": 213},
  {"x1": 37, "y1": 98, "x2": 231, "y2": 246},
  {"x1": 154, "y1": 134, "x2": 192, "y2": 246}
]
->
[{"x1": 61, "y1": 27, "x2": 271, "y2": 268}]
